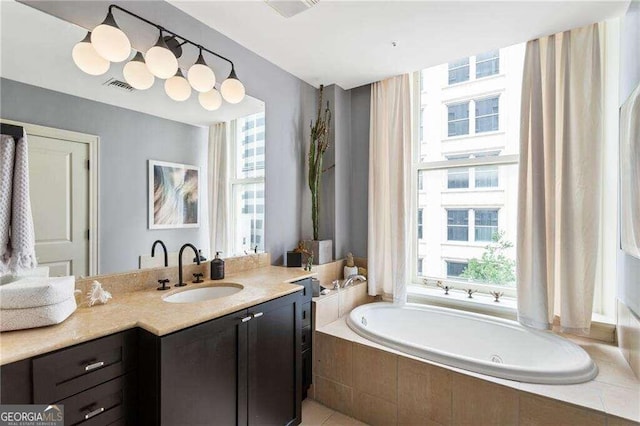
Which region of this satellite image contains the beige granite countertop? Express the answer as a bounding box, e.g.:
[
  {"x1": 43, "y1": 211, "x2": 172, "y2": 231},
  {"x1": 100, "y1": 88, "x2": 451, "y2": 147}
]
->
[{"x1": 0, "y1": 266, "x2": 315, "y2": 366}]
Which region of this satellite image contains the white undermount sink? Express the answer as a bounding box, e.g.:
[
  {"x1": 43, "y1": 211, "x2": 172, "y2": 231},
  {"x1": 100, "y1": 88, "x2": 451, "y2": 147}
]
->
[{"x1": 163, "y1": 283, "x2": 243, "y2": 303}]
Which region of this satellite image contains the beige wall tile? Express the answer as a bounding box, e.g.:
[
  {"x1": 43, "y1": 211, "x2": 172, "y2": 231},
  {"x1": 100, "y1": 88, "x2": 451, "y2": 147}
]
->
[
  {"x1": 397, "y1": 357, "x2": 452, "y2": 426},
  {"x1": 353, "y1": 391, "x2": 398, "y2": 426},
  {"x1": 314, "y1": 332, "x2": 353, "y2": 386},
  {"x1": 519, "y1": 393, "x2": 605, "y2": 426},
  {"x1": 352, "y1": 343, "x2": 398, "y2": 403},
  {"x1": 314, "y1": 375, "x2": 354, "y2": 417},
  {"x1": 599, "y1": 382, "x2": 640, "y2": 423},
  {"x1": 452, "y1": 373, "x2": 518, "y2": 425},
  {"x1": 314, "y1": 296, "x2": 340, "y2": 329},
  {"x1": 607, "y1": 414, "x2": 640, "y2": 426},
  {"x1": 618, "y1": 299, "x2": 640, "y2": 380}
]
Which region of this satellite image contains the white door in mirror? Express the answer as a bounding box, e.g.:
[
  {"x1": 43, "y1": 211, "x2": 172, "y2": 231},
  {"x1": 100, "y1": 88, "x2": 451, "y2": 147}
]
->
[{"x1": 163, "y1": 285, "x2": 243, "y2": 303}]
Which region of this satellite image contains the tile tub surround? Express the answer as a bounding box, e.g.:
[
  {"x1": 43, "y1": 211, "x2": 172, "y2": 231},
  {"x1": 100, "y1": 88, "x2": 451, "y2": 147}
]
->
[
  {"x1": 313, "y1": 281, "x2": 374, "y2": 329},
  {"x1": 313, "y1": 316, "x2": 640, "y2": 425},
  {"x1": 618, "y1": 299, "x2": 640, "y2": 379},
  {"x1": 0, "y1": 264, "x2": 314, "y2": 365}
]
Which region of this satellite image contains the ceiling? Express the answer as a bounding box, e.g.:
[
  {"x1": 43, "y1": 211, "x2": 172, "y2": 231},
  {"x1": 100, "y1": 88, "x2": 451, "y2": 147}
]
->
[
  {"x1": 170, "y1": 0, "x2": 630, "y2": 90},
  {"x1": 0, "y1": 1, "x2": 264, "y2": 127}
]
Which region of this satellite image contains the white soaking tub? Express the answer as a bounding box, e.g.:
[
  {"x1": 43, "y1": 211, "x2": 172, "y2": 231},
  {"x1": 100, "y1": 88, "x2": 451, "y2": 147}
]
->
[{"x1": 347, "y1": 302, "x2": 598, "y2": 384}]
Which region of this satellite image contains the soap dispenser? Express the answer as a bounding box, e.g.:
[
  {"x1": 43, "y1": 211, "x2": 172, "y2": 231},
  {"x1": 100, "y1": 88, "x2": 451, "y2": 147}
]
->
[{"x1": 211, "y1": 251, "x2": 225, "y2": 280}]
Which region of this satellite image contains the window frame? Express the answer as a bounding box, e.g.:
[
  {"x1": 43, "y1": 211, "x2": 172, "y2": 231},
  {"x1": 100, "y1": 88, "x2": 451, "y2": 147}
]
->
[{"x1": 229, "y1": 113, "x2": 266, "y2": 256}]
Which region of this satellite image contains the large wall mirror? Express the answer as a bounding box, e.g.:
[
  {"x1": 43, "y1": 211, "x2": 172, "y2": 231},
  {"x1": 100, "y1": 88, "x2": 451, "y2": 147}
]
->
[{"x1": 0, "y1": 1, "x2": 266, "y2": 277}]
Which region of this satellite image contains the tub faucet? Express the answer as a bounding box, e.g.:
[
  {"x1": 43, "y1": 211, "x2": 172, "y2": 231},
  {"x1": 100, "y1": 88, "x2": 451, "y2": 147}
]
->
[
  {"x1": 176, "y1": 243, "x2": 201, "y2": 287},
  {"x1": 342, "y1": 274, "x2": 366, "y2": 288},
  {"x1": 151, "y1": 240, "x2": 168, "y2": 267}
]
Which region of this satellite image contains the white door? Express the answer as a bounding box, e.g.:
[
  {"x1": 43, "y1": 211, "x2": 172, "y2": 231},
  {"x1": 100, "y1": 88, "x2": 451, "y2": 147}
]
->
[{"x1": 28, "y1": 135, "x2": 90, "y2": 277}]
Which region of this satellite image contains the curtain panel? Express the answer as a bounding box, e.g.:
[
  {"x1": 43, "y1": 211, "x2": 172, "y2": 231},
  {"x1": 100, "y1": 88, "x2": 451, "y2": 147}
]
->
[
  {"x1": 367, "y1": 74, "x2": 413, "y2": 303},
  {"x1": 208, "y1": 123, "x2": 230, "y2": 258},
  {"x1": 517, "y1": 24, "x2": 603, "y2": 334}
]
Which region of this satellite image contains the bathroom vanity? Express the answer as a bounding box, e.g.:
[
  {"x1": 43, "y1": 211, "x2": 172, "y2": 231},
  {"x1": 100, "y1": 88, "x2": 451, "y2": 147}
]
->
[{"x1": 0, "y1": 269, "x2": 313, "y2": 426}]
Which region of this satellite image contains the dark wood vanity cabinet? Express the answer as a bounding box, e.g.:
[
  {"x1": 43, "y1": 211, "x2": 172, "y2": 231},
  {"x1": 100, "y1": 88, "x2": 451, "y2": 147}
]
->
[
  {"x1": 139, "y1": 290, "x2": 304, "y2": 426},
  {"x1": 0, "y1": 329, "x2": 138, "y2": 425},
  {"x1": 293, "y1": 277, "x2": 313, "y2": 399}
]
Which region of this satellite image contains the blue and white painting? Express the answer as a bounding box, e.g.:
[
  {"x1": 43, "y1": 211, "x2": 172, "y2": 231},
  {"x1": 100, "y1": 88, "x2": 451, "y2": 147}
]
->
[{"x1": 149, "y1": 160, "x2": 199, "y2": 229}]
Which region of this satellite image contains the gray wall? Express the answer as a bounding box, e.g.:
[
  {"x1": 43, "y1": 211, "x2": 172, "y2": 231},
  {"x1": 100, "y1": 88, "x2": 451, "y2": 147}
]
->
[
  {"x1": 1, "y1": 77, "x2": 208, "y2": 274},
  {"x1": 349, "y1": 84, "x2": 371, "y2": 258},
  {"x1": 20, "y1": 0, "x2": 317, "y2": 267},
  {"x1": 617, "y1": 1, "x2": 640, "y2": 316},
  {"x1": 333, "y1": 85, "x2": 352, "y2": 260}
]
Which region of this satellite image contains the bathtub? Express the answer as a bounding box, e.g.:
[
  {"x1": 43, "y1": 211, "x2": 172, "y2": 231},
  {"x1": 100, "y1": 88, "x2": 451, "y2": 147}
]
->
[{"x1": 347, "y1": 302, "x2": 598, "y2": 384}]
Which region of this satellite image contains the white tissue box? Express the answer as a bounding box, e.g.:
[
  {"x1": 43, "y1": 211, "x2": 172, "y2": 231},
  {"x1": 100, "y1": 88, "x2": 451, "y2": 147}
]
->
[{"x1": 0, "y1": 296, "x2": 77, "y2": 332}]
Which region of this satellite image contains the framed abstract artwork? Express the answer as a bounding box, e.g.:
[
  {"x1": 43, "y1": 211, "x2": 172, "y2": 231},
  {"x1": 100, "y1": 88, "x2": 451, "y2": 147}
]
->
[{"x1": 148, "y1": 160, "x2": 200, "y2": 229}]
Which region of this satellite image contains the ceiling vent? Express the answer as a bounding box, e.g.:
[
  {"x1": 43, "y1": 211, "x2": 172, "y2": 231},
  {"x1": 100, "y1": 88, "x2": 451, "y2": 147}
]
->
[
  {"x1": 102, "y1": 78, "x2": 135, "y2": 92},
  {"x1": 265, "y1": 0, "x2": 318, "y2": 18}
]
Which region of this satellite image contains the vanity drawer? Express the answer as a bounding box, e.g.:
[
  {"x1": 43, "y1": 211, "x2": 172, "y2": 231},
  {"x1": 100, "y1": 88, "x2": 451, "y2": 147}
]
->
[
  {"x1": 301, "y1": 326, "x2": 312, "y2": 351},
  {"x1": 57, "y1": 374, "x2": 134, "y2": 426},
  {"x1": 301, "y1": 302, "x2": 311, "y2": 329},
  {"x1": 33, "y1": 330, "x2": 137, "y2": 403}
]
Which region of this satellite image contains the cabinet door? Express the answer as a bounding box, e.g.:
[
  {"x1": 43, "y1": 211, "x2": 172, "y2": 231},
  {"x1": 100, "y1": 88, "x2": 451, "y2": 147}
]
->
[
  {"x1": 248, "y1": 292, "x2": 302, "y2": 426},
  {"x1": 159, "y1": 310, "x2": 249, "y2": 426}
]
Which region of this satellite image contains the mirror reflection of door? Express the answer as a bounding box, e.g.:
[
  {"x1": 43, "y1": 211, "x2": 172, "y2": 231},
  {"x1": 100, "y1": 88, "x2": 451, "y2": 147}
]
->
[{"x1": 15, "y1": 122, "x2": 98, "y2": 278}]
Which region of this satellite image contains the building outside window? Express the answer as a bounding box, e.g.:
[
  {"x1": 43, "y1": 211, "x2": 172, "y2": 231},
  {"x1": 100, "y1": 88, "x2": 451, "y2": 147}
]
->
[
  {"x1": 476, "y1": 50, "x2": 500, "y2": 78},
  {"x1": 415, "y1": 43, "x2": 524, "y2": 294},
  {"x1": 231, "y1": 111, "x2": 266, "y2": 255}
]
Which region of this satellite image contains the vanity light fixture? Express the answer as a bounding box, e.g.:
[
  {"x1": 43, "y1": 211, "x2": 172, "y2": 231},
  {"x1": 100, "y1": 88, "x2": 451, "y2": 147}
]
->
[
  {"x1": 199, "y1": 88, "x2": 223, "y2": 111},
  {"x1": 72, "y1": 32, "x2": 110, "y2": 76},
  {"x1": 220, "y1": 66, "x2": 246, "y2": 104},
  {"x1": 165, "y1": 69, "x2": 192, "y2": 101},
  {"x1": 91, "y1": 9, "x2": 131, "y2": 62},
  {"x1": 74, "y1": 5, "x2": 246, "y2": 106},
  {"x1": 122, "y1": 52, "x2": 155, "y2": 90},
  {"x1": 188, "y1": 49, "x2": 216, "y2": 93},
  {"x1": 145, "y1": 32, "x2": 179, "y2": 79}
]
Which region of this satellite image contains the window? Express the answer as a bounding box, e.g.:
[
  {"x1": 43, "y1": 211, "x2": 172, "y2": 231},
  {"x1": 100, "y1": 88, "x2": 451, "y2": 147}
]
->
[
  {"x1": 448, "y1": 58, "x2": 470, "y2": 84},
  {"x1": 231, "y1": 111, "x2": 266, "y2": 255},
  {"x1": 447, "y1": 168, "x2": 469, "y2": 188},
  {"x1": 475, "y1": 165, "x2": 498, "y2": 188},
  {"x1": 447, "y1": 102, "x2": 469, "y2": 136},
  {"x1": 447, "y1": 209, "x2": 469, "y2": 241},
  {"x1": 476, "y1": 50, "x2": 500, "y2": 78},
  {"x1": 475, "y1": 97, "x2": 499, "y2": 133},
  {"x1": 446, "y1": 261, "x2": 468, "y2": 278},
  {"x1": 413, "y1": 44, "x2": 524, "y2": 297},
  {"x1": 475, "y1": 209, "x2": 498, "y2": 241}
]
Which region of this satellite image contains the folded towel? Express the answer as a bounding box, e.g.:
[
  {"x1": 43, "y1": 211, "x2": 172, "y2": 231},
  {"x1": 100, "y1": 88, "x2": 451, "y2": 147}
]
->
[
  {"x1": 0, "y1": 135, "x2": 15, "y2": 274},
  {"x1": 0, "y1": 296, "x2": 77, "y2": 332},
  {"x1": 10, "y1": 136, "x2": 37, "y2": 271},
  {"x1": 0, "y1": 276, "x2": 75, "y2": 309}
]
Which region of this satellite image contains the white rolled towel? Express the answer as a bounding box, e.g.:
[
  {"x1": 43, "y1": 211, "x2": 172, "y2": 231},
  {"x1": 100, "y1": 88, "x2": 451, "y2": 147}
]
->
[
  {"x1": 0, "y1": 276, "x2": 75, "y2": 309},
  {"x1": 0, "y1": 296, "x2": 77, "y2": 332}
]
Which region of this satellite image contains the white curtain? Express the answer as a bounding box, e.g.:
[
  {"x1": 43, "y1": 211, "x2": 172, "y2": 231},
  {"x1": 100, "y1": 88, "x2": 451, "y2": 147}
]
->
[
  {"x1": 367, "y1": 74, "x2": 412, "y2": 303},
  {"x1": 517, "y1": 24, "x2": 603, "y2": 334},
  {"x1": 208, "y1": 123, "x2": 230, "y2": 258}
]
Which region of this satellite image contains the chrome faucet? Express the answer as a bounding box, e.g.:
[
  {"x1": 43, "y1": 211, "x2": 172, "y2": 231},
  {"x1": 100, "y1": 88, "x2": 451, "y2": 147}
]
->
[
  {"x1": 342, "y1": 274, "x2": 366, "y2": 288},
  {"x1": 176, "y1": 243, "x2": 201, "y2": 287},
  {"x1": 151, "y1": 240, "x2": 168, "y2": 267}
]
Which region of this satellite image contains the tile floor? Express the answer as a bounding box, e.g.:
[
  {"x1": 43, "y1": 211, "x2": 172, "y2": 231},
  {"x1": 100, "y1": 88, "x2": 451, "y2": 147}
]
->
[{"x1": 302, "y1": 398, "x2": 368, "y2": 425}]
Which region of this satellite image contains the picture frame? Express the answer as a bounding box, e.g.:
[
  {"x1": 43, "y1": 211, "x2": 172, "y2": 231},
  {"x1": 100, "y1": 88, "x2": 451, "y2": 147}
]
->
[
  {"x1": 620, "y1": 83, "x2": 640, "y2": 259},
  {"x1": 148, "y1": 160, "x2": 200, "y2": 229}
]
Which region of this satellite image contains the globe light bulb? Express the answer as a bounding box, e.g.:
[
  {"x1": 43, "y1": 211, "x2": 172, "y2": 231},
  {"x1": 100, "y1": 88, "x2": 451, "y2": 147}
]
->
[
  {"x1": 199, "y1": 88, "x2": 222, "y2": 111},
  {"x1": 146, "y1": 34, "x2": 178, "y2": 79},
  {"x1": 123, "y1": 52, "x2": 155, "y2": 90},
  {"x1": 187, "y1": 51, "x2": 216, "y2": 93},
  {"x1": 91, "y1": 10, "x2": 131, "y2": 62},
  {"x1": 72, "y1": 32, "x2": 110, "y2": 76},
  {"x1": 220, "y1": 67, "x2": 245, "y2": 104},
  {"x1": 164, "y1": 69, "x2": 191, "y2": 101}
]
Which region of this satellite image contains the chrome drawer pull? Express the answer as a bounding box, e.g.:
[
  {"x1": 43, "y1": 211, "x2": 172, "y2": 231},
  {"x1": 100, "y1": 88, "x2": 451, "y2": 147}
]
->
[
  {"x1": 252, "y1": 312, "x2": 264, "y2": 319},
  {"x1": 84, "y1": 361, "x2": 105, "y2": 371},
  {"x1": 84, "y1": 407, "x2": 104, "y2": 420},
  {"x1": 240, "y1": 315, "x2": 252, "y2": 323}
]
